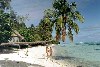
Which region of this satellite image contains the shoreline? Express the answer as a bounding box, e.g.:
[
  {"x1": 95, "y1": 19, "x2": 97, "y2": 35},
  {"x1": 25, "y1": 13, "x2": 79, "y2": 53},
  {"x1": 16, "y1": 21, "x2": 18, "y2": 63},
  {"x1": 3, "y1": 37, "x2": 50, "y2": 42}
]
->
[
  {"x1": 0, "y1": 45, "x2": 86, "y2": 67},
  {"x1": 0, "y1": 45, "x2": 98, "y2": 67},
  {"x1": 0, "y1": 45, "x2": 65, "y2": 67},
  {"x1": 51, "y1": 45, "x2": 100, "y2": 67}
]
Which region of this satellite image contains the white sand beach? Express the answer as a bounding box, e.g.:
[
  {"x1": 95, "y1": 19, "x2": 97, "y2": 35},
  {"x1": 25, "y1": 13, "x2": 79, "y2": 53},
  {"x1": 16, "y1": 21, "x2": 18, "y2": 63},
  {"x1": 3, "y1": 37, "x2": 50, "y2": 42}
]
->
[{"x1": 0, "y1": 45, "x2": 74, "y2": 67}]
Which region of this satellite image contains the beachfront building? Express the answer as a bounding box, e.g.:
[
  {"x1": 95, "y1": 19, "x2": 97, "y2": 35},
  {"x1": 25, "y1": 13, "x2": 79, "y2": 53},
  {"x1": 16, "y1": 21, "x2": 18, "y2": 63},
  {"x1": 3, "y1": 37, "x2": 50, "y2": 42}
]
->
[{"x1": 10, "y1": 30, "x2": 24, "y2": 42}]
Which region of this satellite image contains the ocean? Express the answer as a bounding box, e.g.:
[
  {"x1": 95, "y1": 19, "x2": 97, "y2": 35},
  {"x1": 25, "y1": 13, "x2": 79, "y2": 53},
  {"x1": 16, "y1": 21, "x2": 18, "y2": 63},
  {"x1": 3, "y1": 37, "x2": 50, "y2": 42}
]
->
[{"x1": 51, "y1": 42, "x2": 100, "y2": 67}]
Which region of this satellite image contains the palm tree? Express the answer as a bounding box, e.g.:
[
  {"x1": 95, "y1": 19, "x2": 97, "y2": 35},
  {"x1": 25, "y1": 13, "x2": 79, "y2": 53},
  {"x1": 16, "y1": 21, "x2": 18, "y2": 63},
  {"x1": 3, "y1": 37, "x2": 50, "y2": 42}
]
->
[
  {"x1": 44, "y1": 0, "x2": 84, "y2": 42},
  {"x1": 38, "y1": 18, "x2": 53, "y2": 41}
]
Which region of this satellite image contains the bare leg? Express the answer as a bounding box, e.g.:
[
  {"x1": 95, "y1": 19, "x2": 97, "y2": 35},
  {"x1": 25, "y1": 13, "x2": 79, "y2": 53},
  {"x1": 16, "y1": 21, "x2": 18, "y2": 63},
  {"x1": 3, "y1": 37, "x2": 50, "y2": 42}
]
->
[
  {"x1": 50, "y1": 47, "x2": 52, "y2": 56},
  {"x1": 46, "y1": 46, "x2": 48, "y2": 56}
]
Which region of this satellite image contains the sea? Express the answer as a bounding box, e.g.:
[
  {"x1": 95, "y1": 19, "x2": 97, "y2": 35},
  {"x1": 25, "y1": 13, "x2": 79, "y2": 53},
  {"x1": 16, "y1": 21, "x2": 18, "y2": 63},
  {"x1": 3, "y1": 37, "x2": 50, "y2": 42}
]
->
[{"x1": 51, "y1": 42, "x2": 100, "y2": 67}]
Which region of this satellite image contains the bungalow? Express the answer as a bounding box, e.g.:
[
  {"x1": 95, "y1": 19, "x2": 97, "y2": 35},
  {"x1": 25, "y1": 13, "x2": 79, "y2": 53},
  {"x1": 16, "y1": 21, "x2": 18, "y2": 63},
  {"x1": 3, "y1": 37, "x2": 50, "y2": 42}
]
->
[{"x1": 10, "y1": 30, "x2": 24, "y2": 42}]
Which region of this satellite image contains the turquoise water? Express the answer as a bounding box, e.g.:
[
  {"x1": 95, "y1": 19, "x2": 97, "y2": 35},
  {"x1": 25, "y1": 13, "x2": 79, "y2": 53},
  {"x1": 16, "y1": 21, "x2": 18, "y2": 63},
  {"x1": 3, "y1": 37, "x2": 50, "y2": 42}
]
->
[{"x1": 52, "y1": 43, "x2": 100, "y2": 67}]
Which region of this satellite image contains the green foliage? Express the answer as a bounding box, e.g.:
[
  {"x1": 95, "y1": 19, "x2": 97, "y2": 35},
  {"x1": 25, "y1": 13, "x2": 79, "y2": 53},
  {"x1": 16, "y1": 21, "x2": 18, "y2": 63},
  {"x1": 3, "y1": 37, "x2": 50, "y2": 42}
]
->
[
  {"x1": 0, "y1": 0, "x2": 12, "y2": 43},
  {"x1": 0, "y1": 0, "x2": 84, "y2": 43},
  {"x1": 0, "y1": 0, "x2": 11, "y2": 10},
  {"x1": 51, "y1": 39, "x2": 60, "y2": 44},
  {"x1": 0, "y1": 0, "x2": 24, "y2": 43},
  {"x1": 44, "y1": 0, "x2": 84, "y2": 42},
  {"x1": 0, "y1": 17, "x2": 12, "y2": 43},
  {"x1": 18, "y1": 23, "x2": 41, "y2": 42},
  {"x1": 38, "y1": 18, "x2": 53, "y2": 41}
]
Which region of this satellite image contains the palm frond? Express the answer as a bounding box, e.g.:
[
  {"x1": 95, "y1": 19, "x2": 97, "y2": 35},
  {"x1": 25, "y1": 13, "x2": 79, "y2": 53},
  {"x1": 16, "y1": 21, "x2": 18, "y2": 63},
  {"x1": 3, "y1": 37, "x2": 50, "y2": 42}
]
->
[{"x1": 75, "y1": 11, "x2": 84, "y2": 23}]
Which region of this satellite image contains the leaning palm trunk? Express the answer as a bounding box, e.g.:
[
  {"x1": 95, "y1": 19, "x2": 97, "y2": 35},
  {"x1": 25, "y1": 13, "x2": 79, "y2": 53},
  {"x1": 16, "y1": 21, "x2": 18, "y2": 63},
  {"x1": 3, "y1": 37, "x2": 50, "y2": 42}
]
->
[
  {"x1": 56, "y1": 33, "x2": 61, "y2": 41},
  {"x1": 61, "y1": 28, "x2": 66, "y2": 42}
]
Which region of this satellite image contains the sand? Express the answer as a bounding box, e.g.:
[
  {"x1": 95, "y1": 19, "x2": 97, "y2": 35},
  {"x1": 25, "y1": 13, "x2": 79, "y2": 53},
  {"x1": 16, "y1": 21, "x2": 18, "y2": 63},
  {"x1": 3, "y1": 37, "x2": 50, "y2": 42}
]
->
[{"x1": 0, "y1": 45, "x2": 73, "y2": 67}]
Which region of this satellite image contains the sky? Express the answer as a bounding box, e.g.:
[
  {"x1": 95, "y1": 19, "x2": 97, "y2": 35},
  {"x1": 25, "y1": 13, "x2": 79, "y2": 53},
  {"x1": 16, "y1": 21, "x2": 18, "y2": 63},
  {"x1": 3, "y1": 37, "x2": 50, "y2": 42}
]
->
[{"x1": 11, "y1": 0, "x2": 100, "y2": 43}]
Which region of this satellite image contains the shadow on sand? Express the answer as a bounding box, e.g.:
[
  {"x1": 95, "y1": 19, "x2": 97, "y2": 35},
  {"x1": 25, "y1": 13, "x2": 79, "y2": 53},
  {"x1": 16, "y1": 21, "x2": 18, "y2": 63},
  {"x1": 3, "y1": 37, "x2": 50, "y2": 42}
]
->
[
  {"x1": 0, "y1": 60, "x2": 45, "y2": 67},
  {"x1": 0, "y1": 46, "x2": 17, "y2": 54},
  {"x1": 0, "y1": 45, "x2": 31, "y2": 54}
]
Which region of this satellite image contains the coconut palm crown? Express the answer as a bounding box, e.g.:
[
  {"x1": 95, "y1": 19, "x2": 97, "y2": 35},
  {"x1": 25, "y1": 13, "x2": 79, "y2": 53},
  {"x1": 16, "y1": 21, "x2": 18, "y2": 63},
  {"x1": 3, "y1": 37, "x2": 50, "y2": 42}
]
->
[{"x1": 44, "y1": 0, "x2": 84, "y2": 42}]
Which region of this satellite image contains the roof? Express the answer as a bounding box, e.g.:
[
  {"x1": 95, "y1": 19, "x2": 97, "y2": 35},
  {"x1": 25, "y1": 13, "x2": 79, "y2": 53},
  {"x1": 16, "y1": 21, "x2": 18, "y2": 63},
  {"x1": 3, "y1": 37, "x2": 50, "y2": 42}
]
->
[
  {"x1": 12, "y1": 30, "x2": 24, "y2": 40},
  {"x1": 11, "y1": 33, "x2": 18, "y2": 37}
]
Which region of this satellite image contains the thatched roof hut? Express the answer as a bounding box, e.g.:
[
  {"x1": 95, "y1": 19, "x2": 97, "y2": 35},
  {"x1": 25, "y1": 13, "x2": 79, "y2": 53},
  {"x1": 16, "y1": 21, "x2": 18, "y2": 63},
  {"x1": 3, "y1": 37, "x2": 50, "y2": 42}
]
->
[{"x1": 10, "y1": 30, "x2": 24, "y2": 42}]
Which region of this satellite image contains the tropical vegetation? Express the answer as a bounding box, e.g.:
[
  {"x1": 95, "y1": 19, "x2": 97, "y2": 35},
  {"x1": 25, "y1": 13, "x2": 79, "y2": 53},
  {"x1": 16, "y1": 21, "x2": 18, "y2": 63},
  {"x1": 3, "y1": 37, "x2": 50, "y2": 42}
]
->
[
  {"x1": 44, "y1": 0, "x2": 84, "y2": 42},
  {"x1": 0, "y1": 0, "x2": 84, "y2": 44},
  {"x1": 0, "y1": 0, "x2": 12, "y2": 43}
]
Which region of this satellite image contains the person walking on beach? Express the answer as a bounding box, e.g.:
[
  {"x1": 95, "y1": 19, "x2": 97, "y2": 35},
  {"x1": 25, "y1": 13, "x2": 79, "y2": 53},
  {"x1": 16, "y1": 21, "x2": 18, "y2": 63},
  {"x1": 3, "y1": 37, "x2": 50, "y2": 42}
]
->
[
  {"x1": 50, "y1": 47, "x2": 52, "y2": 56},
  {"x1": 46, "y1": 46, "x2": 52, "y2": 57}
]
